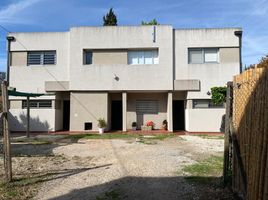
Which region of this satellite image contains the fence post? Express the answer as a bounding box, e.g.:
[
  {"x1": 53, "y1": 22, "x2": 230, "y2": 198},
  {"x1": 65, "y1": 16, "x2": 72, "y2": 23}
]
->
[
  {"x1": 223, "y1": 81, "x2": 233, "y2": 185},
  {"x1": 1, "y1": 81, "x2": 12, "y2": 182}
]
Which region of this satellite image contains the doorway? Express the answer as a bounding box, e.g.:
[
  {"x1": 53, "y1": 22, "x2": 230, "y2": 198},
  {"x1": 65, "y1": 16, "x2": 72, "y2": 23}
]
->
[
  {"x1": 111, "y1": 100, "x2": 122, "y2": 130},
  {"x1": 63, "y1": 100, "x2": 70, "y2": 131},
  {"x1": 173, "y1": 100, "x2": 185, "y2": 130}
]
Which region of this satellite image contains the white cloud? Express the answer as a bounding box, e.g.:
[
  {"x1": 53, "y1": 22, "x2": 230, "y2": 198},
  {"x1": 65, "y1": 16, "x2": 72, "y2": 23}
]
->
[{"x1": 0, "y1": 0, "x2": 43, "y2": 24}]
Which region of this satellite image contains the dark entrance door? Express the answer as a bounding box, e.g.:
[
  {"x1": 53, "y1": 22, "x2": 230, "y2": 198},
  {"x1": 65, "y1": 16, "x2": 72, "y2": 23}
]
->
[
  {"x1": 63, "y1": 100, "x2": 70, "y2": 131},
  {"x1": 173, "y1": 100, "x2": 185, "y2": 130},
  {"x1": 111, "y1": 100, "x2": 122, "y2": 130}
]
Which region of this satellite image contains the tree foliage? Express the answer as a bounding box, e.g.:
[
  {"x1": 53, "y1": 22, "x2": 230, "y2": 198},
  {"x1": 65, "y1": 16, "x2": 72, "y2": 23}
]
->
[
  {"x1": 141, "y1": 19, "x2": 159, "y2": 25},
  {"x1": 211, "y1": 86, "x2": 227, "y2": 105},
  {"x1": 103, "y1": 8, "x2": 117, "y2": 26}
]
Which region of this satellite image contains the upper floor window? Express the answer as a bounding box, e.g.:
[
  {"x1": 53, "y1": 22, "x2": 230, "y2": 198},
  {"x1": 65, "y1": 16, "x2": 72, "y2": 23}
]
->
[
  {"x1": 128, "y1": 50, "x2": 159, "y2": 65},
  {"x1": 22, "y1": 100, "x2": 52, "y2": 109},
  {"x1": 188, "y1": 48, "x2": 218, "y2": 64},
  {"x1": 84, "y1": 50, "x2": 93, "y2": 65},
  {"x1": 27, "y1": 51, "x2": 56, "y2": 65}
]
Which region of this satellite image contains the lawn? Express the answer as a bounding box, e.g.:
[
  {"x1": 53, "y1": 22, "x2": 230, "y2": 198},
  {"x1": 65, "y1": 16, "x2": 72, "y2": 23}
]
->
[{"x1": 66, "y1": 133, "x2": 176, "y2": 141}]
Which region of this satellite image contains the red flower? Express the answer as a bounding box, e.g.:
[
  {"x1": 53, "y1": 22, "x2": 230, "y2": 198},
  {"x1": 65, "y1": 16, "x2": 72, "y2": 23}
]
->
[{"x1": 146, "y1": 121, "x2": 154, "y2": 127}]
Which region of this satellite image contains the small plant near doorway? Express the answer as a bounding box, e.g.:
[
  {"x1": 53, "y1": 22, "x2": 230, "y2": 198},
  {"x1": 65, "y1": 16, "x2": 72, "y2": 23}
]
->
[
  {"x1": 132, "y1": 122, "x2": 137, "y2": 131},
  {"x1": 97, "y1": 118, "x2": 107, "y2": 134},
  {"x1": 162, "y1": 120, "x2": 168, "y2": 130}
]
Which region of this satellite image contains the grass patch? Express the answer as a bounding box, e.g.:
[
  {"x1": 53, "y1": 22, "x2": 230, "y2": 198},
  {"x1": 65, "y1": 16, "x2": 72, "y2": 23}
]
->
[
  {"x1": 182, "y1": 156, "x2": 223, "y2": 184},
  {"x1": 136, "y1": 139, "x2": 158, "y2": 145},
  {"x1": 67, "y1": 133, "x2": 137, "y2": 140},
  {"x1": 67, "y1": 133, "x2": 175, "y2": 141},
  {"x1": 0, "y1": 173, "x2": 54, "y2": 200},
  {"x1": 143, "y1": 134, "x2": 175, "y2": 140},
  {"x1": 12, "y1": 137, "x2": 53, "y2": 145},
  {"x1": 193, "y1": 134, "x2": 224, "y2": 140}
]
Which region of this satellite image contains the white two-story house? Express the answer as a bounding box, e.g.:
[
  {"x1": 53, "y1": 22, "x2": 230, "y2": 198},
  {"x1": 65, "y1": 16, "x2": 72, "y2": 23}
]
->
[{"x1": 8, "y1": 25, "x2": 241, "y2": 132}]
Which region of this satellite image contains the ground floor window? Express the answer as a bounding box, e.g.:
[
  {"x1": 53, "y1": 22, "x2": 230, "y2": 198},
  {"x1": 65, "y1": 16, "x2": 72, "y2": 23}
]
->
[
  {"x1": 22, "y1": 100, "x2": 52, "y2": 109},
  {"x1": 193, "y1": 99, "x2": 224, "y2": 109},
  {"x1": 136, "y1": 100, "x2": 159, "y2": 114}
]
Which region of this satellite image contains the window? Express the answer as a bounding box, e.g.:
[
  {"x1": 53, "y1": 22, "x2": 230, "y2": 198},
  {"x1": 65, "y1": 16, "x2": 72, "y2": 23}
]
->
[
  {"x1": 22, "y1": 100, "x2": 52, "y2": 109},
  {"x1": 27, "y1": 51, "x2": 56, "y2": 65},
  {"x1": 84, "y1": 50, "x2": 93, "y2": 64},
  {"x1": 188, "y1": 48, "x2": 218, "y2": 64},
  {"x1": 136, "y1": 100, "x2": 159, "y2": 114},
  {"x1": 128, "y1": 50, "x2": 158, "y2": 65},
  {"x1": 193, "y1": 99, "x2": 224, "y2": 109}
]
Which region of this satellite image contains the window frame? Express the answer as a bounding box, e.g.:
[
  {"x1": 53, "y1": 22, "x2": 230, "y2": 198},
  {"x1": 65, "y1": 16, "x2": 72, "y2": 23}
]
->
[
  {"x1": 188, "y1": 48, "x2": 219, "y2": 64},
  {"x1": 136, "y1": 100, "x2": 159, "y2": 114},
  {"x1": 27, "y1": 51, "x2": 56, "y2": 66},
  {"x1": 192, "y1": 99, "x2": 224, "y2": 109},
  {"x1": 83, "y1": 50, "x2": 93, "y2": 65},
  {"x1": 22, "y1": 100, "x2": 52, "y2": 109},
  {"x1": 128, "y1": 50, "x2": 159, "y2": 65}
]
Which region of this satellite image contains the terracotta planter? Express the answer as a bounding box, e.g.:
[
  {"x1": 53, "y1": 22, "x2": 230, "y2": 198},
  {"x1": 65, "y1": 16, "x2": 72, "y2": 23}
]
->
[{"x1": 141, "y1": 126, "x2": 152, "y2": 131}]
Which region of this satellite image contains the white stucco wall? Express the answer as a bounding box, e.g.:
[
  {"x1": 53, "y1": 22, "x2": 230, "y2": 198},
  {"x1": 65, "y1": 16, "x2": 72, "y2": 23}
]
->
[
  {"x1": 69, "y1": 26, "x2": 173, "y2": 91},
  {"x1": 8, "y1": 26, "x2": 241, "y2": 133},
  {"x1": 174, "y1": 28, "x2": 240, "y2": 99},
  {"x1": 9, "y1": 109, "x2": 56, "y2": 132},
  {"x1": 185, "y1": 108, "x2": 225, "y2": 132},
  {"x1": 70, "y1": 92, "x2": 108, "y2": 131},
  {"x1": 9, "y1": 32, "x2": 70, "y2": 94}
]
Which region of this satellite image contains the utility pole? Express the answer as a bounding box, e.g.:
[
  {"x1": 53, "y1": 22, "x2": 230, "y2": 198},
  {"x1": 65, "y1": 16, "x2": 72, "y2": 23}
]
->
[
  {"x1": 1, "y1": 81, "x2": 12, "y2": 182},
  {"x1": 2, "y1": 35, "x2": 15, "y2": 182}
]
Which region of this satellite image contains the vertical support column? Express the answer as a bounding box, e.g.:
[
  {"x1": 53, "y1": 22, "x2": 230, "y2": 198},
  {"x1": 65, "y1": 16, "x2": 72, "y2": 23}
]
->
[
  {"x1": 26, "y1": 96, "x2": 30, "y2": 138},
  {"x1": 167, "y1": 92, "x2": 173, "y2": 132},
  {"x1": 122, "y1": 92, "x2": 127, "y2": 132}
]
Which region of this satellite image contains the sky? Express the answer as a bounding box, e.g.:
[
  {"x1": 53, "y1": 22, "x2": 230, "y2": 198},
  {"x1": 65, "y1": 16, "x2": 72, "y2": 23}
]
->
[{"x1": 0, "y1": 0, "x2": 267, "y2": 71}]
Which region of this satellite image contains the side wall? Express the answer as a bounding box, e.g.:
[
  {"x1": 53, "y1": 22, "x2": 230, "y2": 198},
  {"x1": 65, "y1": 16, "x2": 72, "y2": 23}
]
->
[
  {"x1": 9, "y1": 98, "x2": 57, "y2": 132},
  {"x1": 175, "y1": 28, "x2": 240, "y2": 132},
  {"x1": 185, "y1": 100, "x2": 225, "y2": 132}
]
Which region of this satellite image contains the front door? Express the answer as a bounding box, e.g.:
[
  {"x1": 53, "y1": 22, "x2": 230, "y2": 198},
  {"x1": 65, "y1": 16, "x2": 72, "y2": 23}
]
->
[
  {"x1": 111, "y1": 100, "x2": 122, "y2": 130},
  {"x1": 63, "y1": 100, "x2": 70, "y2": 131},
  {"x1": 173, "y1": 100, "x2": 185, "y2": 130}
]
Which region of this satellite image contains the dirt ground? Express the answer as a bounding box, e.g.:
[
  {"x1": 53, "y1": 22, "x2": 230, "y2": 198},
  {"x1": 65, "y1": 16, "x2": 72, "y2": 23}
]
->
[{"x1": 0, "y1": 134, "x2": 234, "y2": 200}]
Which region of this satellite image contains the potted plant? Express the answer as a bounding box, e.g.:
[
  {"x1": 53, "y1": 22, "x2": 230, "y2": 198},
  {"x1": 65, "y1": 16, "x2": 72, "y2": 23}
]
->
[
  {"x1": 132, "y1": 122, "x2": 137, "y2": 131},
  {"x1": 97, "y1": 118, "x2": 107, "y2": 134},
  {"x1": 162, "y1": 120, "x2": 168, "y2": 130},
  {"x1": 141, "y1": 120, "x2": 154, "y2": 131}
]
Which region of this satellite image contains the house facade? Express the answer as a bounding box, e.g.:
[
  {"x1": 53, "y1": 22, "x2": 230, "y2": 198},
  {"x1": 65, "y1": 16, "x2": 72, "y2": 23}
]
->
[{"x1": 8, "y1": 25, "x2": 241, "y2": 132}]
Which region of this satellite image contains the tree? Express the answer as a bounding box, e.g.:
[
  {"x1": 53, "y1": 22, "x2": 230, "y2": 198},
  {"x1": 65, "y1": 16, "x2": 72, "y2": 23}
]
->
[
  {"x1": 103, "y1": 8, "x2": 117, "y2": 26},
  {"x1": 141, "y1": 19, "x2": 159, "y2": 25},
  {"x1": 211, "y1": 86, "x2": 227, "y2": 105}
]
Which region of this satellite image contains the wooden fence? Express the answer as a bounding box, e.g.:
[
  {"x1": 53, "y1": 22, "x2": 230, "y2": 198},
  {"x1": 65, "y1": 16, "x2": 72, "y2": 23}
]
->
[{"x1": 231, "y1": 65, "x2": 268, "y2": 200}]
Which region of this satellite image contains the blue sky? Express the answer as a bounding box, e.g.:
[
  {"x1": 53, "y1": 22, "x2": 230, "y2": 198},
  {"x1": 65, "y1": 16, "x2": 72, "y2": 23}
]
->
[{"x1": 0, "y1": 0, "x2": 267, "y2": 71}]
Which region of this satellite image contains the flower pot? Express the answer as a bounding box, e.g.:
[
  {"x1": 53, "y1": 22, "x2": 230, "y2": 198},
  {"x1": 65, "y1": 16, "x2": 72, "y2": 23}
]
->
[
  {"x1": 132, "y1": 126, "x2": 137, "y2": 131},
  {"x1": 99, "y1": 128, "x2": 105, "y2": 134},
  {"x1": 141, "y1": 126, "x2": 152, "y2": 131}
]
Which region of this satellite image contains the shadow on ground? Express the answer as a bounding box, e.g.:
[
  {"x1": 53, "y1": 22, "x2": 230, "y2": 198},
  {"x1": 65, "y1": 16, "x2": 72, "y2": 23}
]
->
[{"x1": 47, "y1": 176, "x2": 234, "y2": 200}]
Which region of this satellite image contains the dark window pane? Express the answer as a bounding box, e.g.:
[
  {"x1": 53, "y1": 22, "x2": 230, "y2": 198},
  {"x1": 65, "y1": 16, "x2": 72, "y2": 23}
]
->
[
  {"x1": 28, "y1": 52, "x2": 42, "y2": 65},
  {"x1": 85, "y1": 51, "x2": 92, "y2": 64},
  {"x1": 43, "y1": 51, "x2": 56, "y2": 64}
]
